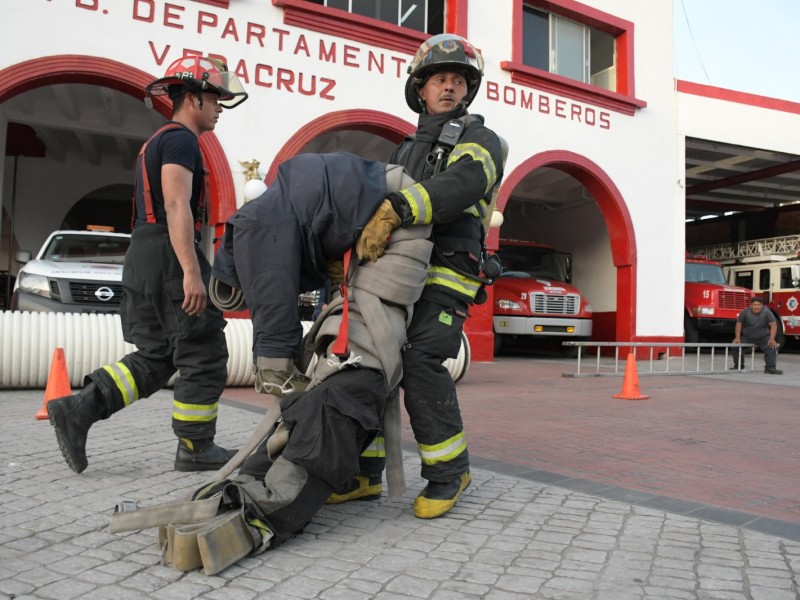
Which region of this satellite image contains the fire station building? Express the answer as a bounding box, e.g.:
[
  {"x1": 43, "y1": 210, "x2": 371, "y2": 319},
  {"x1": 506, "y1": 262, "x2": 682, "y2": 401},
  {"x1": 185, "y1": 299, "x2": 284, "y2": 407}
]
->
[{"x1": 2, "y1": 0, "x2": 800, "y2": 363}]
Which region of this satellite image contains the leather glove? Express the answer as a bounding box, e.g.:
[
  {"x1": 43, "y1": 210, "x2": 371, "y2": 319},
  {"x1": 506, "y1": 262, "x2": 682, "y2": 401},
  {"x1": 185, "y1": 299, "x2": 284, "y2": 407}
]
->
[
  {"x1": 326, "y1": 259, "x2": 344, "y2": 285},
  {"x1": 356, "y1": 199, "x2": 402, "y2": 262}
]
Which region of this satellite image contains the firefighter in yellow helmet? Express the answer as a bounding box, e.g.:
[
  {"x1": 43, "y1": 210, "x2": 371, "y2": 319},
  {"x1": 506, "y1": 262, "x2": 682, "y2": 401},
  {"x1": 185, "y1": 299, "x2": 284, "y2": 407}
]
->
[
  {"x1": 47, "y1": 56, "x2": 248, "y2": 474},
  {"x1": 333, "y1": 34, "x2": 506, "y2": 518}
]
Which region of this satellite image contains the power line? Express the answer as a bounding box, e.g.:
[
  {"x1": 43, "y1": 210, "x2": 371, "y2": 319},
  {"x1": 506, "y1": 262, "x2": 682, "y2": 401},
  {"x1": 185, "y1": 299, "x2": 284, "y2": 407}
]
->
[{"x1": 680, "y1": 0, "x2": 711, "y2": 84}]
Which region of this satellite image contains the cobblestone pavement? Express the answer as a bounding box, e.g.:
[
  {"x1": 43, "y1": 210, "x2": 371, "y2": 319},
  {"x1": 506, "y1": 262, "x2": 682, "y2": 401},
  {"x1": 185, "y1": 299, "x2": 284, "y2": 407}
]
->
[{"x1": 2, "y1": 387, "x2": 800, "y2": 599}]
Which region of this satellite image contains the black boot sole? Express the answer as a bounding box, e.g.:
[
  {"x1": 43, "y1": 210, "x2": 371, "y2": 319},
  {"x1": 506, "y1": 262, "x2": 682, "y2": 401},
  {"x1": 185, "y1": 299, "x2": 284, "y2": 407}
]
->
[
  {"x1": 174, "y1": 461, "x2": 232, "y2": 472},
  {"x1": 47, "y1": 402, "x2": 88, "y2": 474},
  {"x1": 174, "y1": 448, "x2": 237, "y2": 472}
]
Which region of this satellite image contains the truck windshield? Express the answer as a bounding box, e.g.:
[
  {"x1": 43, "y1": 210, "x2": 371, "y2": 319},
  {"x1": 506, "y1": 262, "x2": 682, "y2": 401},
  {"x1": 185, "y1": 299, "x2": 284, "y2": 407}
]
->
[
  {"x1": 685, "y1": 262, "x2": 726, "y2": 284},
  {"x1": 497, "y1": 245, "x2": 568, "y2": 282},
  {"x1": 43, "y1": 234, "x2": 131, "y2": 265}
]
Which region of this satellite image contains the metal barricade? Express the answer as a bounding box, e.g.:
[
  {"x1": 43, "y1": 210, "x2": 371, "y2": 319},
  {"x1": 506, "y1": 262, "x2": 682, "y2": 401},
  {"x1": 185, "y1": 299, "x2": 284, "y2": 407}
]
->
[{"x1": 561, "y1": 342, "x2": 758, "y2": 378}]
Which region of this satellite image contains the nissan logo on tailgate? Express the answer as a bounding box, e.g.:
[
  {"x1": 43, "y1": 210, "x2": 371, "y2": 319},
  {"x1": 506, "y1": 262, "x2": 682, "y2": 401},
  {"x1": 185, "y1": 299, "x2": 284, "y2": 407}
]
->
[{"x1": 95, "y1": 286, "x2": 115, "y2": 302}]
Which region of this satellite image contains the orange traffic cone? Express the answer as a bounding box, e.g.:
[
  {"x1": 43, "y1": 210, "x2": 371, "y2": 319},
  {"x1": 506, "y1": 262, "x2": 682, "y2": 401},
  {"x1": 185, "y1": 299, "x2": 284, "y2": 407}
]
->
[
  {"x1": 613, "y1": 352, "x2": 649, "y2": 400},
  {"x1": 36, "y1": 347, "x2": 72, "y2": 420}
]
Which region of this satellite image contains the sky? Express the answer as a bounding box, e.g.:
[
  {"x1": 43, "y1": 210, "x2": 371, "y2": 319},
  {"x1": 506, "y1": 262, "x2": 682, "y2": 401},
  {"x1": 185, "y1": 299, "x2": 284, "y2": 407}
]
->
[{"x1": 673, "y1": 0, "x2": 800, "y2": 102}]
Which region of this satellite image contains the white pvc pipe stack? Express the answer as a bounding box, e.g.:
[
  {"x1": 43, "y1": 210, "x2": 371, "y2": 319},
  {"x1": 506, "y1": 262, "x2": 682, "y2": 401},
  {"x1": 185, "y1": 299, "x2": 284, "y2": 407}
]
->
[
  {"x1": 0, "y1": 310, "x2": 133, "y2": 388},
  {"x1": 0, "y1": 311, "x2": 470, "y2": 389}
]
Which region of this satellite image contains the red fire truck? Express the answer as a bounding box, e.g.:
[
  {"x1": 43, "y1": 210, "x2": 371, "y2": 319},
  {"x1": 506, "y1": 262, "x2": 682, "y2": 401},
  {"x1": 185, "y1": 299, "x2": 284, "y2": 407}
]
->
[
  {"x1": 690, "y1": 235, "x2": 800, "y2": 348},
  {"x1": 492, "y1": 239, "x2": 593, "y2": 356},
  {"x1": 684, "y1": 254, "x2": 754, "y2": 343}
]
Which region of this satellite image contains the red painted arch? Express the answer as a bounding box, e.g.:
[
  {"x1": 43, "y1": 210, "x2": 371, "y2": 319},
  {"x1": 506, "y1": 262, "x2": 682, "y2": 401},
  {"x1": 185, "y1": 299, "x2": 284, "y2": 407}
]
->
[
  {"x1": 0, "y1": 55, "x2": 236, "y2": 228},
  {"x1": 493, "y1": 150, "x2": 637, "y2": 342},
  {"x1": 266, "y1": 109, "x2": 416, "y2": 184}
]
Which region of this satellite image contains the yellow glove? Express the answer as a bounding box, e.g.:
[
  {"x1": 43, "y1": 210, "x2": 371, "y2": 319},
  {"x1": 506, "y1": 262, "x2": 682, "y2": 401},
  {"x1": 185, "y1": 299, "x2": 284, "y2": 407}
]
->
[
  {"x1": 326, "y1": 259, "x2": 344, "y2": 285},
  {"x1": 356, "y1": 199, "x2": 402, "y2": 262}
]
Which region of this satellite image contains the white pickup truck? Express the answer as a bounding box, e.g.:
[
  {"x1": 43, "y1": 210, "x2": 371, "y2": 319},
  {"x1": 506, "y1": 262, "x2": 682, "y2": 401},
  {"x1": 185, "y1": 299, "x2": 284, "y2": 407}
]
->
[{"x1": 12, "y1": 229, "x2": 131, "y2": 314}]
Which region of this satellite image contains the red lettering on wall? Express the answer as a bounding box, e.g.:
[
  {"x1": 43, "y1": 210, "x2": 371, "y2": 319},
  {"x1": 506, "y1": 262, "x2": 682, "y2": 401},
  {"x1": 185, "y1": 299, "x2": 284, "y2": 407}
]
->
[
  {"x1": 221, "y1": 17, "x2": 239, "y2": 41},
  {"x1": 234, "y1": 59, "x2": 249, "y2": 83},
  {"x1": 197, "y1": 11, "x2": 217, "y2": 34},
  {"x1": 255, "y1": 64, "x2": 273, "y2": 88},
  {"x1": 76, "y1": 0, "x2": 99, "y2": 9},
  {"x1": 503, "y1": 85, "x2": 515, "y2": 105},
  {"x1": 486, "y1": 81, "x2": 499, "y2": 102},
  {"x1": 319, "y1": 40, "x2": 336, "y2": 63},
  {"x1": 343, "y1": 45, "x2": 359, "y2": 68},
  {"x1": 148, "y1": 42, "x2": 171, "y2": 66},
  {"x1": 485, "y1": 80, "x2": 613, "y2": 130},
  {"x1": 367, "y1": 51, "x2": 384, "y2": 74},
  {"x1": 297, "y1": 73, "x2": 317, "y2": 96},
  {"x1": 319, "y1": 78, "x2": 336, "y2": 101},
  {"x1": 294, "y1": 35, "x2": 310, "y2": 58},
  {"x1": 390, "y1": 56, "x2": 406, "y2": 78},
  {"x1": 276, "y1": 69, "x2": 295, "y2": 92},
  {"x1": 133, "y1": 0, "x2": 155, "y2": 23},
  {"x1": 246, "y1": 22, "x2": 266, "y2": 47},
  {"x1": 519, "y1": 89, "x2": 534, "y2": 110},
  {"x1": 539, "y1": 95, "x2": 550, "y2": 114},
  {"x1": 163, "y1": 3, "x2": 184, "y2": 29},
  {"x1": 273, "y1": 28, "x2": 290, "y2": 51}
]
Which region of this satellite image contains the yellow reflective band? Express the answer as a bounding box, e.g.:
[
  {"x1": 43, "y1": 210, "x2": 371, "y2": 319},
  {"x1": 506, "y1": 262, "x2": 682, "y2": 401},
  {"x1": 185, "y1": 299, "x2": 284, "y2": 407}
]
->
[
  {"x1": 418, "y1": 431, "x2": 467, "y2": 466},
  {"x1": 400, "y1": 183, "x2": 433, "y2": 224},
  {"x1": 102, "y1": 362, "x2": 139, "y2": 407},
  {"x1": 248, "y1": 517, "x2": 271, "y2": 538},
  {"x1": 172, "y1": 400, "x2": 219, "y2": 423},
  {"x1": 448, "y1": 142, "x2": 498, "y2": 195},
  {"x1": 464, "y1": 198, "x2": 489, "y2": 218},
  {"x1": 464, "y1": 205, "x2": 480, "y2": 217},
  {"x1": 427, "y1": 266, "x2": 481, "y2": 298},
  {"x1": 360, "y1": 436, "x2": 386, "y2": 458}
]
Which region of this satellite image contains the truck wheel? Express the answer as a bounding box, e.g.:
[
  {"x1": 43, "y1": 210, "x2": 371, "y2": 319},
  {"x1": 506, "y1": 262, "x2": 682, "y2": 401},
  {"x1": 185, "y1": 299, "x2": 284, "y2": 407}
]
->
[
  {"x1": 683, "y1": 316, "x2": 700, "y2": 344},
  {"x1": 560, "y1": 339, "x2": 585, "y2": 358},
  {"x1": 776, "y1": 318, "x2": 786, "y2": 351},
  {"x1": 493, "y1": 332, "x2": 503, "y2": 355}
]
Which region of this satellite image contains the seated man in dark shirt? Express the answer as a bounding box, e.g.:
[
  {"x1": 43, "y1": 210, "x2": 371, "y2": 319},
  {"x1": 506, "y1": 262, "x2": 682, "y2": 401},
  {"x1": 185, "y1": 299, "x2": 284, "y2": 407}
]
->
[{"x1": 732, "y1": 296, "x2": 782, "y2": 374}]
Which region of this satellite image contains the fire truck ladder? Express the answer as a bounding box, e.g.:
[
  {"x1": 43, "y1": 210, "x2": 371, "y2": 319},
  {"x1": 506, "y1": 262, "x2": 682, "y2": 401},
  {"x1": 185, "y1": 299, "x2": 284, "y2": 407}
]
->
[{"x1": 689, "y1": 235, "x2": 800, "y2": 262}]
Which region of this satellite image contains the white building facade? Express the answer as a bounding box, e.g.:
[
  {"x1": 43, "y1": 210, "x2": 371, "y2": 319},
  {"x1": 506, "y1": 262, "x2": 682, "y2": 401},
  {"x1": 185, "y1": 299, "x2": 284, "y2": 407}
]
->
[{"x1": 1, "y1": 0, "x2": 797, "y2": 361}]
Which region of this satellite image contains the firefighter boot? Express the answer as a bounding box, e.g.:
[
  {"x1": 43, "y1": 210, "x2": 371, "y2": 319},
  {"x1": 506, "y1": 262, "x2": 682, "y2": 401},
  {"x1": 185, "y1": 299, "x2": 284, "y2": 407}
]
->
[
  {"x1": 255, "y1": 357, "x2": 311, "y2": 398},
  {"x1": 175, "y1": 438, "x2": 238, "y2": 472},
  {"x1": 413, "y1": 472, "x2": 472, "y2": 519},
  {"x1": 325, "y1": 474, "x2": 383, "y2": 504},
  {"x1": 47, "y1": 382, "x2": 109, "y2": 474}
]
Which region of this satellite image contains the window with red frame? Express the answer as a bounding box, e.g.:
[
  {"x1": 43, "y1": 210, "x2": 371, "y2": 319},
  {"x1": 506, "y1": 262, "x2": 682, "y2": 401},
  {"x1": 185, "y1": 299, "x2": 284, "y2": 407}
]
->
[
  {"x1": 524, "y1": 4, "x2": 616, "y2": 92},
  {"x1": 305, "y1": 0, "x2": 444, "y2": 34}
]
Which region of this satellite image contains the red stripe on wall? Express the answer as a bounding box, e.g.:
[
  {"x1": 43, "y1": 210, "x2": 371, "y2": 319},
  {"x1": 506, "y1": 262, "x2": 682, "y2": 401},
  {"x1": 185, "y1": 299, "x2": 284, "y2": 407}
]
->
[{"x1": 677, "y1": 80, "x2": 800, "y2": 116}]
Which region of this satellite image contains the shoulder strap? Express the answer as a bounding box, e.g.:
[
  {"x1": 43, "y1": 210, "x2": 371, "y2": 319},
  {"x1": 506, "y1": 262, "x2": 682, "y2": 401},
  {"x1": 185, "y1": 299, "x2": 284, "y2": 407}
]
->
[{"x1": 131, "y1": 123, "x2": 188, "y2": 228}]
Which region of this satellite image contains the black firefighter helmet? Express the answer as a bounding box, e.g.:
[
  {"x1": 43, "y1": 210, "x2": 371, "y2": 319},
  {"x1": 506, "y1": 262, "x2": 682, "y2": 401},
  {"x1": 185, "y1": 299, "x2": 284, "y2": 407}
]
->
[{"x1": 404, "y1": 33, "x2": 485, "y2": 114}]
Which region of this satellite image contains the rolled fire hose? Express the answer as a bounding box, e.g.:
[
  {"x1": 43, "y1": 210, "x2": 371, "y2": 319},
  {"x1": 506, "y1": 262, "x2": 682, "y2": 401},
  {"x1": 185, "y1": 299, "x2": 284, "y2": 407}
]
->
[{"x1": 209, "y1": 276, "x2": 247, "y2": 312}]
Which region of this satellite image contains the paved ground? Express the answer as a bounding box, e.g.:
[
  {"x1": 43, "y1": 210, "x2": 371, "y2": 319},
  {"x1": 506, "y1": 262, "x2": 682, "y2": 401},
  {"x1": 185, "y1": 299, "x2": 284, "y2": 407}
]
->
[{"x1": 2, "y1": 349, "x2": 800, "y2": 599}]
